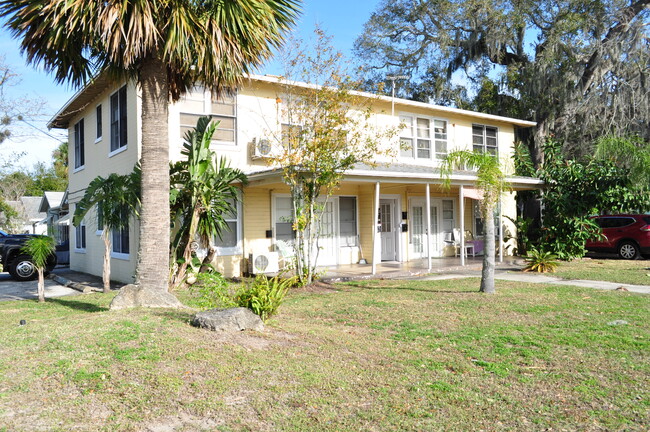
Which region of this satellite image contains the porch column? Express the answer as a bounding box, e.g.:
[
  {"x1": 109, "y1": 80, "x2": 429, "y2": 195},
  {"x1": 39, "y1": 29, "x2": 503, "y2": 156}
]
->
[
  {"x1": 498, "y1": 198, "x2": 504, "y2": 263},
  {"x1": 459, "y1": 185, "x2": 465, "y2": 266},
  {"x1": 372, "y1": 181, "x2": 380, "y2": 275},
  {"x1": 425, "y1": 183, "x2": 431, "y2": 271}
]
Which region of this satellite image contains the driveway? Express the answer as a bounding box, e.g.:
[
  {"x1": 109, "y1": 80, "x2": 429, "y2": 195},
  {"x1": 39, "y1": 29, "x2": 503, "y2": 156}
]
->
[{"x1": 0, "y1": 272, "x2": 78, "y2": 301}]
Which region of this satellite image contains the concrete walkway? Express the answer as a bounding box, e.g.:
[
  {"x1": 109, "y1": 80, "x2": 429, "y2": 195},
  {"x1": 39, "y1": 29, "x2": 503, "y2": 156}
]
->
[
  {"x1": 0, "y1": 272, "x2": 78, "y2": 301},
  {"x1": 421, "y1": 269, "x2": 650, "y2": 294}
]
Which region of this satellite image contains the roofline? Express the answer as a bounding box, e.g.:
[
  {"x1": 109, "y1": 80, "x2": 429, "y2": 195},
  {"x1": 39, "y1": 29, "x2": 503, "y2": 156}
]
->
[
  {"x1": 49, "y1": 72, "x2": 537, "y2": 129},
  {"x1": 246, "y1": 167, "x2": 543, "y2": 190}
]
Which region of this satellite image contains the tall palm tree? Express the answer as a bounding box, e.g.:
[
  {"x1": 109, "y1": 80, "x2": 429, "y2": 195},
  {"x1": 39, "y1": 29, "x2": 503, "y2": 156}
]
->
[
  {"x1": 0, "y1": 0, "x2": 299, "y2": 307},
  {"x1": 170, "y1": 116, "x2": 247, "y2": 287},
  {"x1": 441, "y1": 151, "x2": 508, "y2": 294},
  {"x1": 73, "y1": 169, "x2": 141, "y2": 293}
]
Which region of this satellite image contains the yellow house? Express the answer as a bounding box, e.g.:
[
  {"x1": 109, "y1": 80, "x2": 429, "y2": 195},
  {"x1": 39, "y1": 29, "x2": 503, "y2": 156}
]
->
[{"x1": 48, "y1": 74, "x2": 541, "y2": 283}]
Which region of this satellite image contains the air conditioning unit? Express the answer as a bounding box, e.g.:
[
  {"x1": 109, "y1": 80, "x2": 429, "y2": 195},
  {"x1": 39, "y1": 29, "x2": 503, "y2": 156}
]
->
[
  {"x1": 248, "y1": 251, "x2": 280, "y2": 274},
  {"x1": 251, "y1": 137, "x2": 278, "y2": 159}
]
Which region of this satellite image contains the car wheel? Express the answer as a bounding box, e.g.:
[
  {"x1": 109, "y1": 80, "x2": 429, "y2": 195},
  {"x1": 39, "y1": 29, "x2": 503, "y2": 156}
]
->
[
  {"x1": 10, "y1": 255, "x2": 38, "y2": 281},
  {"x1": 618, "y1": 241, "x2": 640, "y2": 260}
]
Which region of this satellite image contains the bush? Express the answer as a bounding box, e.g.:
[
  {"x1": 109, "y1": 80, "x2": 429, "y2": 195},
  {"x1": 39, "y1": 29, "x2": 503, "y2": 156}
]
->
[
  {"x1": 523, "y1": 249, "x2": 559, "y2": 273},
  {"x1": 190, "y1": 272, "x2": 237, "y2": 310},
  {"x1": 235, "y1": 275, "x2": 294, "y2": 322}
]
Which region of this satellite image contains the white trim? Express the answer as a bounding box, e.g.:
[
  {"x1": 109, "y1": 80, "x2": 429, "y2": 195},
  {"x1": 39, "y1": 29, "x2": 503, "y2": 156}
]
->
[
  {"x1": 110, "y1": 251, "x2": 130, "y2": 261},
  {"x1": 73, "y1": 165, "x2": 85, "y2": 173},
  {"x1": 108, "y1": 145, "x2": 128, "y2": 158},
  {"x1": 94, "y1": 137, "x2": 102, "y2": 144}
]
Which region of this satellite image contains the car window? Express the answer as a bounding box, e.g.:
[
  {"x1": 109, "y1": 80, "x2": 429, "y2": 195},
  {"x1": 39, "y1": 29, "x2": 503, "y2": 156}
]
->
[
  {"x1": 0, "y1": 230, "x2": 6, "y2": 236},
  {"x1": 614, "y1": 217, "x2": 636, "y2": 228},
  {"x1": 643, "y1": 216, "x2": 650, "y2": 225}
]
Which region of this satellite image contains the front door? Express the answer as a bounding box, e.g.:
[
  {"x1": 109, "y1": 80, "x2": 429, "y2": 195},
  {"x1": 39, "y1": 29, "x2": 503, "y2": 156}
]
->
[
  {"x1": 410, "y1": 198, "x2": 443, "y2": 258},
  {"x1": 315, "y1": 199, "x2": 338, "y2": 266},
  {"x1": 380, "y1": 199, "x2": 397, "y2": 261}
]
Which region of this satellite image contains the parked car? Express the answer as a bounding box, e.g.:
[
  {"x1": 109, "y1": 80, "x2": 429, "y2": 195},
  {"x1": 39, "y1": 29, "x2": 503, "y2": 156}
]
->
[
  {"x1": 586, "y1": 215, "x2": 650, "y2": 259},
  {"x1": 0, "y1": 230, "x2": 58, "y2": 281}
]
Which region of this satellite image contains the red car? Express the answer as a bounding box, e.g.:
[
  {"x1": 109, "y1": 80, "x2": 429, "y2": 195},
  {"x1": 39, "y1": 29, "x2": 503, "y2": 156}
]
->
[{"x1": 586, "y1": 214, "x2": 650, "y2": 259}]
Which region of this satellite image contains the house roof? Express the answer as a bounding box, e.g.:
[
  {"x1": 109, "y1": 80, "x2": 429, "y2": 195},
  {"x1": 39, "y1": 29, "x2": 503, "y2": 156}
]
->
[
  {"x1": 48, "y1": 73, "x2": 537, "y2": 129},
  {"x1": 39, "y1": 191, "x2": 66, "y2": 213},
  {"x1": 246, "y1": 163, "x2": 543, "y2": 191},
  {"x1": 4, "y1": 197, "x2": 47, "y2": 224}
]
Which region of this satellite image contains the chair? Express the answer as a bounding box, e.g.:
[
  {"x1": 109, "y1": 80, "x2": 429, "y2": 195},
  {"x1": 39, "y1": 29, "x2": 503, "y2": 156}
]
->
[
  {"x1": 452, "y1": 228, "x2": 475, "y2": 258},
  {"x1": 275, "y1": 240, "x2": 296, "y2": 269}
]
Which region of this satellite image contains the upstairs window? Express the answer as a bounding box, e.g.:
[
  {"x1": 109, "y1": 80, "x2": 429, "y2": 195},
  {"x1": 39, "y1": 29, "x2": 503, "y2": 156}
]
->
[
  {"x1": 96, "y1": 105, "x2": 102, "y2": 141},
  {"x1": 180, "y1": 87, "x2": 236, "y2": 145},
  {"x1": 74, "y1": 119, "x2": 85, "y2": 169},
  {"x1": 472, "y1": 124, "x2": 498, "y2": 155},
  {"x1": 400, "y1": 115, "x2": 447, "y2": 160},
  {"x1": 110, "y1": 86, "x2": 128, "y2": 152}
]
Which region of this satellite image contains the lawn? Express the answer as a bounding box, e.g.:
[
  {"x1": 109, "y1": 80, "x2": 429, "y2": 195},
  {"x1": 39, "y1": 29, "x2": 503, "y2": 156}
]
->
[
  {"x1": 555, "y1": 257, "x2": 650, "y2": 285},
  {"x1": 0, "y1": 279, "x2": 648, "y2": 431}
]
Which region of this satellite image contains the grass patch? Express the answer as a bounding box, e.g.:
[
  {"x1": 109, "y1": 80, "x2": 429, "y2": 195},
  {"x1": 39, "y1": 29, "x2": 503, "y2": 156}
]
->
[
  {"x1": 0, "y1": 279, "x2": 648, "y2": 431},
  {"x1": 555, "y1": 257, "x2": 650, "y2": 285}
]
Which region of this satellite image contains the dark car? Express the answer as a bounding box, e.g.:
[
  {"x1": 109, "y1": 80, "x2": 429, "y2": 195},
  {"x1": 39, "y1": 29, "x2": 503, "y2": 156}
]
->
[
  {"x1": 0, "y1": 230, "x2": 58, "y2": 281},
  {"x1": 586, "y1": 215, "x2": 650, "y2": 259}
]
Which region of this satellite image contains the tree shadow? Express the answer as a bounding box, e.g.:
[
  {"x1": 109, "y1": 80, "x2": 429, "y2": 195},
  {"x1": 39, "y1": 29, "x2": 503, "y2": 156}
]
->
[
  {"x1": 47, "y1": 297, "x2": 108, "y2": 313},
  {"x1": 151, "y1": 307, "x2": 197, "y2": 324},
  {"x1": 341, "y1": 281, "x2": 481, "y2": 294}
]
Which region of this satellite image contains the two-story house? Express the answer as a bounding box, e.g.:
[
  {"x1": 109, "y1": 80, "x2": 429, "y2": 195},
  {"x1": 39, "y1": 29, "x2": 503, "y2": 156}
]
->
[{"x1": 48, "y1": 74, "x2": 541, "y2": 283}]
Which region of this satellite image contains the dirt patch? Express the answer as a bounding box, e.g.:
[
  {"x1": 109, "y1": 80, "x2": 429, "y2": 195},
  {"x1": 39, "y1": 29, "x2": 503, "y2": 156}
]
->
[{"x1": 292, "y1": 280, "x2": 340, "y2": 294}]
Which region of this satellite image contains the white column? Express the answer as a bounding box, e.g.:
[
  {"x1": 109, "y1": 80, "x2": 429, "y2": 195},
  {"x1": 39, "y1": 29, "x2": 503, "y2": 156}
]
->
[
  {"x1": 459, "y1": 185, "x2": 465, "y2": 266},
  {"x1": 372, "y1": 182, "x2": 380, "y2": 275},
  {"x1": 425, "y1": 183, "x2": 431, "y2": 271},
  {"x1": 499, "y1": 198, "x2": 504, "y2": 263}
]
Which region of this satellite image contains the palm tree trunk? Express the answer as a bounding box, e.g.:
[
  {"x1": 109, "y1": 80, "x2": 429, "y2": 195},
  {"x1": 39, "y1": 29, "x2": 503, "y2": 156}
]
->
[
  {"x1": 110, "y1": 54, "x2": 182, "y2": 309},
  {"x1": 37, "y1": 269, "x2": 45, "y2": 302},
  {"x1": 480, "y1": 204, "x2": 496, "y2": 294},
  {"x1": 103, "y1": 230, "x2": 111, "y2": 293},
  {"x1": 137, "y1": 54, "x2": 172, "y2": 292}
]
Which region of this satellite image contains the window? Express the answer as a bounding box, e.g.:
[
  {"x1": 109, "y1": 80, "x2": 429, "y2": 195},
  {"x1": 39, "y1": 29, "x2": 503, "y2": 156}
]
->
[
  {"x1": 96, "y1": 105, "x2": 102, "y2": 141},
  {"x1": 442, "y1": 199, "x2": 454, "y2": 239},
  {"x1": 96, "y1": 202, "x2": 103, "y2": 234},
  {"x1": 472, "y1": 124, "x2": 498, "y2": 155},
  {"x1": 399, "y1": 115, "x2": 447, "y2": 160},
  {"x1": 110, "y1": 85, "x2": 127, "y2": 152},
  {"x1": 74, "y1": 119, "x2": 85, "y2": 169},
  {"x1": 275, "y1": 196, "x2": 295, "y2": 242},
  {"x1": 281, "y1": 123, "x2": 304, "y2": 149},
  {"x1": 112, "y1": 210, "x2": 129, "y2": 256},
  {"x1": 214, "y1": 198, "x2": 241, "y2": 253},
  {"x1": 180, "y1": 87, "x2": 236, "y2": 145},
  {"x1": 75, "y1": 222, "x2": 86, "y2": 250},
  {"x1": 339, "y1": 197, "x2": 358, "y2": 247}
]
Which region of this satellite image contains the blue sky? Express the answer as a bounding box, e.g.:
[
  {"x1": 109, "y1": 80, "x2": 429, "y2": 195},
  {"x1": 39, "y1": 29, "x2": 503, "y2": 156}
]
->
[{"x1": 0, "y1": 0, "x2": 380, "y2": 171}]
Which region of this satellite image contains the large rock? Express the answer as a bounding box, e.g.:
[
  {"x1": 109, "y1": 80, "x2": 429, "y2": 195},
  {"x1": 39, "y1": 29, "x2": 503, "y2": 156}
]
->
[
  {"x1": 191, "y1": 307, "x2": 264, "y2": 332},
  {"x1": 109, "y1": 284, "x2": 184, "y2": 310}
]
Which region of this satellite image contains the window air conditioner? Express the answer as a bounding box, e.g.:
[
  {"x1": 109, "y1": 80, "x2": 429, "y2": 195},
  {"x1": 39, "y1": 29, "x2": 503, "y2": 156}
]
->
[
  {"x1": 251, "y1": 137, "x2": 277, "y2": 159},
  {"x1": 248, "y1": 251, "x2": 280, "y2": 274}
]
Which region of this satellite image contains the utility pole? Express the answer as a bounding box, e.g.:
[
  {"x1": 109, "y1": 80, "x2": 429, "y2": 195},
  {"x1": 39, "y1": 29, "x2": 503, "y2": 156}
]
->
[{"x1": 386, "y1": 75, "x2": 408, "y2": 116}]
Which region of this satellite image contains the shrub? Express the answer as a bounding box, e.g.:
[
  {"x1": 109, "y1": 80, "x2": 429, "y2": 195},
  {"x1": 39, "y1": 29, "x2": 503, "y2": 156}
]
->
[
  {"x1": 523, "y1": 249, "x2": 559, "y2": 273},
  {"x1": 235, "y1": 275, "x2": 294, "y2": 322},
  {"x1": 190, "y1": 272, "x2": 237, "y2": 310}
]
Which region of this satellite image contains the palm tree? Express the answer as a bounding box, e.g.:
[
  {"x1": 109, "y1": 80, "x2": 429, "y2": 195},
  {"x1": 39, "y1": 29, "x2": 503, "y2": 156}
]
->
[
  {"x1": 22, "y1": 236, "x2": 55, "y2": 302},
  {"x1": 73, "y1": 169, "x2": 141, "y2": 293},
  {"x1": 0, "y1": 0, "x2": 299, "y2": 307},
  {"x1": 170, "y1": 116, "x2": 247, "y2": 287},
  {"x1": 441, "y1": 151, "x2": 508, "y2": 294}
]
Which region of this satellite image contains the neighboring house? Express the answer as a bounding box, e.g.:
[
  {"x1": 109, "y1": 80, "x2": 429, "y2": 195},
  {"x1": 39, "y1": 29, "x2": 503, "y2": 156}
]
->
[
  {"x1": 3, "y1": 197, "x2": 47, "y2": 234},
  {"x1": 39, "y1": 190, "x2": 69, "y2": 245},
  {"x1": 48, "y1": 74, "x2": 542, "y2": 283}
]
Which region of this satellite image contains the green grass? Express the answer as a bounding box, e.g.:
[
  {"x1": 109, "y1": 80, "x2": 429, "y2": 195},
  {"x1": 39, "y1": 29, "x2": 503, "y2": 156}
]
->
[
  {"x1": 0, "y1": 278, "x2": 648, "y2": 431},
  {"x1": 555, "y1": 257, "x2": 650, "y2": 285}
]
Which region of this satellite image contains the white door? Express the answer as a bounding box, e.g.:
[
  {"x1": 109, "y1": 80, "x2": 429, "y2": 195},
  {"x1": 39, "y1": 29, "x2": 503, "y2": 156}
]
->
[
  {"x1": 315, "y1": 199, "x2": 338, "y2": 266},
  {"x1": 380, "y1": 199, "x2": 397, "y2": 261},
  {"x1": 410, "y1": 199, "x2": 443, "y2": 258}
]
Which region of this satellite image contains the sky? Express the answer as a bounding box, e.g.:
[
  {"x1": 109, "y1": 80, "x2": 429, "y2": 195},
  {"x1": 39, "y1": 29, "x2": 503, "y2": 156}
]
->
[{"x1": 0, "y1": 0, "x2": 379, "y2": 171}]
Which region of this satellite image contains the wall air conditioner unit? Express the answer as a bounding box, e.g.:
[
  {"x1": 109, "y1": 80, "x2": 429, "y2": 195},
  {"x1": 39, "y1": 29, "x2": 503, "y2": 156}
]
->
[
  {"x1": 251, "y1": 137, "x2": 276, "y2": 159},
  {"x1": 248, "y1": 251, "x2": 280, "y2": 274}
]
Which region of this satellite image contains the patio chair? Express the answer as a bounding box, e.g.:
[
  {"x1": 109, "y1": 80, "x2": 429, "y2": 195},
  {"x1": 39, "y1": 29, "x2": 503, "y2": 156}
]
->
[
  {"x1": 275, "y1": 240, "x2": 296, "y2": 269},
  {"x1": 452, "y1": 228, "x2": 475, "y2": 258}
]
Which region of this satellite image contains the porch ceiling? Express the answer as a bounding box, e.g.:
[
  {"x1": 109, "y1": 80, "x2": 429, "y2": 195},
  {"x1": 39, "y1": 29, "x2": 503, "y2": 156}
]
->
[{"x1": 245, "y1": 163, "x2": 544, "y2": 191}]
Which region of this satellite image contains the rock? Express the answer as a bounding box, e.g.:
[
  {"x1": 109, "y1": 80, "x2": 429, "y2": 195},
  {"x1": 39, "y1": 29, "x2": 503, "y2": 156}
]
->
[
  {"x1": 191, "y1": 307, "x2": 264, "y2": 332},
  {"x1": 607, "y1": 320, "x2": 628, "y2": 326},
  {"x1": 109, "y1": 284, "x2": 184, "y2": 310}
]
